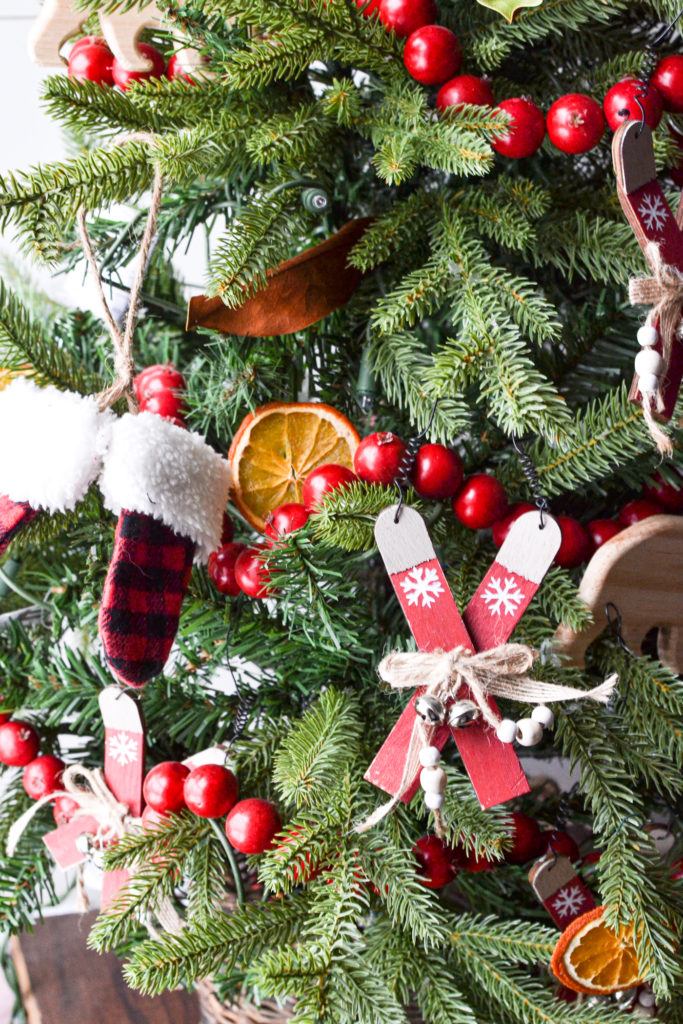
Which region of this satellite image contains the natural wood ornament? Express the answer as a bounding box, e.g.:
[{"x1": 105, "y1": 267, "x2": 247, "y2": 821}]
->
[
  {"x1": 529, "y1": 854, "x2": 595, "y2": 928},
  {"x1": 554, "y1": 514, "x2": 683, "y2": 673}
]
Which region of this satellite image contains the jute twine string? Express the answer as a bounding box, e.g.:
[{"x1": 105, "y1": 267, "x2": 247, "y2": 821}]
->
[
  {"x1": 355, "y1": 643, "x2": 618, "y2": 835},
  {"x1": 629, "y1": 241, "x2": 679, "y2": 457},
  {"x1": 77, "y1": 131, "x2": 164, "y2": 414}
]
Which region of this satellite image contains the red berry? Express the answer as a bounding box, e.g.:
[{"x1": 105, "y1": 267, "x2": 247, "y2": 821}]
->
[
  {"x1": 0, "y1": 721, "x2": 40, "y2": 766},
  {"x1": 139, "y1": 390, "x2": 185, "y2": 421},
  {"x1": 276, "y1": 828, "x2": 324, "y2": 883},
  {"x1": 452, "y1": 474, "x2": 508, "y2": 529},
  {"x1": 265, "y1": 503, "x2": 310, "y2": 545},
  {"x1": 554, "y1": 516, "x2": 592, "y2": 569},
  {"x1": 652, "y1": 55, "x2": 683, "y2": 113},
  {"x1": 225, "y1": 798, "x2": 282, "y2": 854},
  {"x1": 356, "y1": 0, "x2": 382, "y2": 15},
  {"x1": 143, "y1": 761, "x2": 190, "y2": 814},
  {"x1": 603, "y1": 78, "x2": 663, "y2": 132},
  {"x1": 0, "y1": 711, "x2": 9, "y2": 725},
  {"x1": 491, "y1": 502, "x2": 536, "y2": 548},
  {"x1": 302, "y1": 464, "x2": 357, "y2": 511},
  {"x1": 141, "y1": 804, "x2": 171, "y2": 829},
  {"x1": 544, "y1": 828, "x2": 580, "y2": 863},
  {"x1": 492, "y1": 97, "x2": 545, "y2": 159},
  {"x1": 208, "y1": 542, "x2": 247, "y2": 597},
  {"x1": 461, "y1": 848, "x2": 498, "y2": 872},
  {"x1": 166, "y1": 53, "x2": 207, "y2": 84},
  {"x1": 184, "y1": 764, "x2": 239, "y2": 818},
  {"x1": 546, "y1": 93, "x2": 604, "y2": 154},
  {"x1": 22, "y1": 755, "x2": 65, "y2": 800},
  {"x1": 618, "y1": 498, "x2": 664, "y2": 528},
  {"x1": 671, "y1": 857, "x2": 683, "y2": 881},
  {"x1": 437, "y1": 74, "x2": 494, "y2": 114},
  {"x1": 503, "y1": 812, "x2": 544, "y2": 865},
  {"x1": 403, "y1": 26, "x2": 462, "y2": 87},
  {"x1": 379, "y1": 0, "x2": 437, "y2": 38},
  {"x1": 353, "y1": 432, "x2": 407, "y2": 486},
  {"x1": 234, "y1": 544, "x2": 273, "y2": 599},
  {"x1": 112, "y1": 43, "x2": 166, "y2": 90},
  {"x1": 586, "y1": 518, "x2": 622, "y2": 552},
  {"x1": 67, "y1": 40, "x2": 114, "y2": 86},
  {"x1": 53, "y1": 795, "x2": 79, "y2": 826},
  {"x1": 134, "y1": 364, "x2": 186, "y2": 402},
  {"x1": 643, "y1": 471, "x2": 683, "y2": 511},
  {"x1": 413, "y1": 835, "x2": 456, "y2": 888},
  {"x1": 221, "y1": 511, "x2": 235, "y2": 545},
  {"x1": 412, "y1": 444, "x2": 464, "y2": 500},
  {"x1": 70, "y1": 36, "x2": 108, "y2": 57}
]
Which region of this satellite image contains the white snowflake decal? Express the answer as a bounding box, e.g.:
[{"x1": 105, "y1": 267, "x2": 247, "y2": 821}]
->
[
  {"x1": 638, "y1": 193, "x2": 668, "y2": 234},
  {"x1": 399, "y1": 566, "x2": 445, "y2": 608},
  {"x1": 551, "y1": 884, "x2": 588, "y2": 921},
  {"x1": 481, "y1": 575, "x2": 525, "y2": 617},
  {"x1": 107, "y1": 730, "x2": 139, "y2": 767}
]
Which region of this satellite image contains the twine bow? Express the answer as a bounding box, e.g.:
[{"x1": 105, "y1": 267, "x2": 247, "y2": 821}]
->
[
  {"x1": 629, "y1": 241, "x2": 679, "y2": 456},
  {"x1": 355, "y1": 643, "x2": 617, "y2": 834}
]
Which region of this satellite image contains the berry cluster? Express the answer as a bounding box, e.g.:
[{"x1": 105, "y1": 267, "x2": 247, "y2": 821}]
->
[
  {"x1": 142, "y1": 760, "x2": 282, "y2": 855},
  {"x1": 413, "y1": 812, "x2": 579, "y2": 888},
  {"x1": 133, "y1": 363, "x2": 187, "y2": 427},
  {"x1": 66, "y1": 36, "x2": 196, "y2": 89},
  {"x1": 0, "y1": 715, "x2": 71, "y2": 823}
]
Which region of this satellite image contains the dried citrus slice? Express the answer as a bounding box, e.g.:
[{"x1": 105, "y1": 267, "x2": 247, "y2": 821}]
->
[
  {"x1": 229, "y1": 402, "x2": 359, "y2": 532},
  {"x1": 550, "y1": 906, "x2": 644, "y2": 995}
]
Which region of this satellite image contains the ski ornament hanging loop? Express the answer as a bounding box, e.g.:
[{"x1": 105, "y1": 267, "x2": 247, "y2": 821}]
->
[
  {"x1": 365, "y1": 506, "x2": 561, "y2": 810},
  {"x1": 612, "y1": 120, "x2": 683, "y2": 428}
]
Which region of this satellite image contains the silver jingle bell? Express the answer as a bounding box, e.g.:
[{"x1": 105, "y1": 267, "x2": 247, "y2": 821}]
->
[
  {"x1": 448, "y1": 699, "x2": 481, "y2": 729},
  {"x1": 415, "y1": 694, "x2": 447, "y2": 725},
  {"x1": 614, "y1": 988, "x2": 638, "y2": 1010}
]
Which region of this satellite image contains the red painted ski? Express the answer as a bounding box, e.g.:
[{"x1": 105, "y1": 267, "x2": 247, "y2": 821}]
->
[{"x1": 529, "y1": 854, "x2": 595, "y2": 928}]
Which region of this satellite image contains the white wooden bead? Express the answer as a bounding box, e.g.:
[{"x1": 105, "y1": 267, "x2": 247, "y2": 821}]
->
[
  {"x1": 638, "y1": 991, "x2": 656, "y2": 1009},
  {"x1": 635, "y1": 349, "x2": 665, "y2": 378},
  {"x1": 419, "y1": 745, "x2": 441, "y2": 768},
  {"x1": 516, "y1": 718, "x2": 544, "y2": 746},
  {"x1": 637, "y1": 324, "x2": 659, "y2": 348},
  {"x1": 638, "y1": 372, "x2": 660, "y2": 395},
  {"x1": 420, "y1": 766, "x2": 447, "y2": 793},
  {"x1": 531, "y1": 705, "x2": 554, "y2": 728},
  {"x1": 495, "y1": 718, "x2": 517, "y2": 744},
  {"x1": 424, "y1": 791, "x2": 444, "y2": 810}
]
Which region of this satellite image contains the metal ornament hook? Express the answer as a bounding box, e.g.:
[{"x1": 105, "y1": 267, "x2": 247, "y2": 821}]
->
[{"x1": 393, "y1": 397, "x2": 441, "y2": 524}]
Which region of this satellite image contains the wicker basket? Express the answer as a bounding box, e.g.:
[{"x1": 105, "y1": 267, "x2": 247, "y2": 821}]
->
[{"x1": 197, "y1": 980, "x2": 295, "y2": 1024}]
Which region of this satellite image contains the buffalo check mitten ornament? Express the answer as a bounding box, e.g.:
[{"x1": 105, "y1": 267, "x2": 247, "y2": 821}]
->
[
  {"x1": 97, "y1": 411, "x2": 231, "y2": 686},
  {"x1": 0, "y1": 378, "x2": 113, "y2": 555}
]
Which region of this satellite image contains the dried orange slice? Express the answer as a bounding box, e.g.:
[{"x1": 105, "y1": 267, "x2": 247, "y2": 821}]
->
[
  {"x1": 550, "y1": 906, "x2": 644, "y2": 995},
  {"x1": 229, "y1": 402, "x2": 359, "y2": 532}
]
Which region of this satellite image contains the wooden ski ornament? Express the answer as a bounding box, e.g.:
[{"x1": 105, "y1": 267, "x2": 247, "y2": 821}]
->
[
  {"x1": 529, "y1": 854, "x2": 595, "y2": 928},
  {"x1": 365, "y1": 507, "x2": 560, "y2": 809}
]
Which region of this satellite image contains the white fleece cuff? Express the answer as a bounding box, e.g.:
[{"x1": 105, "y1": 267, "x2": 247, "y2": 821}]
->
[
  {"x1": 98, "y1": 412, "x2": 232, "y2": 563},
  {"x1": 0, "y1": 378, "x2": 114, "y2": 511}
]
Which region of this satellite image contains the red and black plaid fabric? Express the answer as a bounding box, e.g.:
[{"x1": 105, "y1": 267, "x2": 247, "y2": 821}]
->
[
  {"x1": 99, "y1": 509, "x2": 195, "y2": 687},
  {"x1": 0, "y1": 494, "x2": 37, "y2": 556}
]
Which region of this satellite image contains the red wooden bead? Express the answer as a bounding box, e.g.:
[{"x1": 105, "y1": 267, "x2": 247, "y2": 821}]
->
[
  {"x1": 603, "y1": 78, "x2": 663, "y2": 131},
  {"x1": 112, "y1": 42, "x2": 166, "y2": 90},
  {"x1": 503, "y1": 812, "x2": 544, "y2": 865},
  {"x1": 546, "y1": 93, "x2": 604, "y2": 154},
  {"x1": 643, "y1": 471, "x2": 683, "y2": 511},
  {"x1": 184, "y1": 764, "x2": 239, "y2": 818},
  {"x1": 452, "y1": 474, "x2": 508, "y2": 529},
  {"x1": 234, "y1": 544, "x2": 273, "y2": 599},
  {"x1": 265, "y1": 503, "x2": 310, "y2": 545},
  {"x1": 302, "y1": 464, "x2": 357, "y2": 511},
  {"x1": 67, "y1": 39, "x2": 114, "y2": 86},
  {"x1": 652, "y1": 55, "x2": 683, "y2": 113},
  {"x1": 554, "y1": 516, "x2": 592, "y2": 569},
  {"x1": 617, "y1": 498, "x2": 664, "y2": 528},
  {"x1": 586, "y1": 518, "x2": 622, "y2": 552},
  {"x1": 411, "y1": 443, "x2": 463, "y2": 499},
  {"x1": 543, "y1": 828, "x2": 580, "y2": 863},
  {"x1": 0, "y1": 720, "x2": 40, "y2": 766},
  {"x1": 208, "y1": 542, "x2": 247, "y2": 597},
  {"x1": 134, "y1": 364, "x2": 186, "y2": 402},
  {"x1": 143, "y1": 761, "x2": 190, "y2": 814},
  {"x1": 413, "y1": 834, "x2": 456, "y2": 888},
  {"x1": 436, "y1": 74, "x2": 494, "y2": 114},
  {"x1": 403, "y1": 26, "x2": 462, "y2": 87},
  {"x1": 353, "y1": 432, "x2": 407, "y2": 486},
  {"x1": 492, "y1": 97, "x2": 545, "y2": 159},
  {"x1": 225, "y1": 798, "x2": 282, "y2": 854},
  {"x1": 22, "y1": 755, "x2": 65, "y2": 800},
  {"x1": 53, "y1": 795, "x2": 79, "y2": 826},
  {"x1": 379, "y1": 0, "x2": 437, "y2": 39},
  {"x1": 221, "y1": 511, "x2": 235, "y2": 545},
  {"x1": 491, "y1": 502, "x2": 536, "y2": 548}
]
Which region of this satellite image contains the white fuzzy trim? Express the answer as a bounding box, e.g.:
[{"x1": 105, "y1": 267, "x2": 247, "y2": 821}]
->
[
  {"x1": 98, "y1": 412, "x2": 232, "y2": 563},
  {"x1": 0, "y1": 378, "x2": 114, "y2": 511}
]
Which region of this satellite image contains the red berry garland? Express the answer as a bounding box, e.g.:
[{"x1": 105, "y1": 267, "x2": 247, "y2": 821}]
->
[
  {"x1": 403, "y1": 25, "x2": 462, "y2": 86},
  {"x1": 502, "y1": 812, "x2": 544, "y2": 865},
  {"x1": 209, "y1": 542, "x2": 247, "y2": 596},
  {"x1": 546, "y1": 93, "x2": 604, "y2": 155},
  {"x1": 603, "y1": 78, "x2": 663, "y2": 131},
  {"x1": 617, "y1": 498, "x2": 664, "y2": 527},
  {"x1": 554, "y1": 516, "x2": 592, "y2": 570},
  {"x1": 492, "y1": 98, "x2": 545, "y2": 159},
  {"x1": 143, "y1": 761, "x2": 190, "y2": 814},
  {"x1": 544, "y1": 828, "x2": 580, "y2": 863},
  {"x1": 22, "y1": 755, "x2": 65, "y2": 800},
  {"x1": 234, "y1": 544, "x2": 274, "y2": 599},
  {"x1": 643, "y1": 471, "x2": 683, "y2": 511},
  {"x1": 53, "y1": 794, "x2": 79, "y2": 826},
  {"x1": 411, "y1": 443, "x2": 463, "y2": 499},
  {"x1": 491, "y1": 502, "x2": 535, "y2": 548},
  {"x1": 112, "y1": 42, "x2": 166, "y2": 91},
  {"x1": 652, "y1": 55, "x2": 683, "y2": 113},
  {"x1": 379, "y1": 0, "x2": 437, "y2": 39},
  {"x1": 225, "y1": 798, "x2": 282, "y2": 854},
  {"x1": 0, "y1": 721, "x2": 40, "y2": 766},
  {"x1": 586, "y1": 518, "x2": 622, "y2": 552},
  {"x1": 452, "y1": 474, "x2": 508, "y2": 529},
  {"x1": 302, "y1": 464, "x2": 357, "y2": 511},
  {"x1": 436, "y1": 74, "x2": 494, "y2": 113},
  {"x1": 354, "y1": 432, "x2": 407, "y2": 486},
  {"x1": 67, "y1": 38, "x2": 114, "y2": 86},
  {"x1": 183, "y1": 764, "x2": 239, "y2": 818},
  {"x1": 413, "y1": 834, "x2": 456, "y2": 887},
  {"x1": 265, "y1": 503, "x2": 310, "y2": 544}
]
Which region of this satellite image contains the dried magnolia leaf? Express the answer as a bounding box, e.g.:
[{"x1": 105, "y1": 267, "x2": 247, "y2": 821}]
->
[
  {"x1": 186, "y1": 218, "x2": 372, "y2": 337},
  {"x1": 476, "y1": 0, "x2": 542, "y2": 22}
]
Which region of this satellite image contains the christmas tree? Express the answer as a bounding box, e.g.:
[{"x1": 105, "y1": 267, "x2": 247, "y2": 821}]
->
[{"x1": 1, "y1": 1, "x2": 683, "y2": 1022}]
